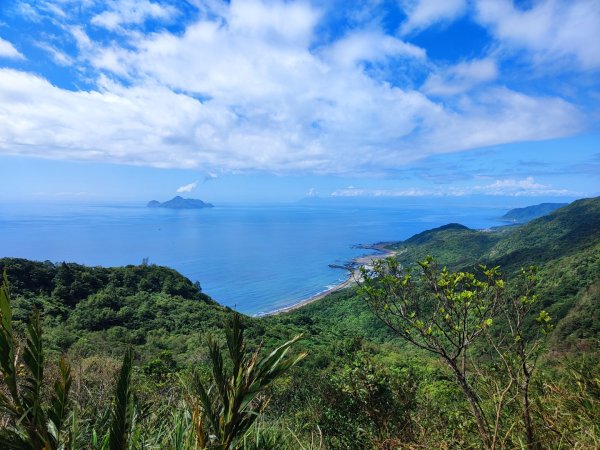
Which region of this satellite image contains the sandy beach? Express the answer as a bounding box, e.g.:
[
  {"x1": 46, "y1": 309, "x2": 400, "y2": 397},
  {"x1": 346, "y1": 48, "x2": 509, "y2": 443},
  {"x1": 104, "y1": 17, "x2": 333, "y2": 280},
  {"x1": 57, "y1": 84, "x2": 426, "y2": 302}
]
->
[{"x1": 260, "y1": 244, "x2": 397, "y2": 316}]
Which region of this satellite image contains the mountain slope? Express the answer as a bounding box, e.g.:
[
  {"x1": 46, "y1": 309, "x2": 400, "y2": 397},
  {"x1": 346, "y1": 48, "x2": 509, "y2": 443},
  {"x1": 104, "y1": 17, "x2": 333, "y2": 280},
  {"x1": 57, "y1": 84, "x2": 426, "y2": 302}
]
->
[
  {"x1": 0, "y1": 258, "x2": 238, "y2": 360},
  {"x1": 283, "y1": 197, "x2": 600, "y2": 353},
  {"x1": 501, "y1": 202, "x2": 567, "y2": 223},
  {"x1": 389, "y1": 197, "x2": 600, "y2": 271},
  {"x1": 389, "y1": 223, "x2": 502, "y2": 268},
  {"x1": 381, "y1": 197, "x2": 600, "y2": 349}
]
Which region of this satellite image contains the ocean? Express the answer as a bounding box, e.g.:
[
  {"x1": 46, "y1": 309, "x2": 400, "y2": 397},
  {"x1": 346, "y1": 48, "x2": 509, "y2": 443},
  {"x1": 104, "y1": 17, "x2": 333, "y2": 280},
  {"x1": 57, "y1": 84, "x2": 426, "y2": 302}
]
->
[{"x1": 0, "y1": 201, "x2": 507, "y2": 315}]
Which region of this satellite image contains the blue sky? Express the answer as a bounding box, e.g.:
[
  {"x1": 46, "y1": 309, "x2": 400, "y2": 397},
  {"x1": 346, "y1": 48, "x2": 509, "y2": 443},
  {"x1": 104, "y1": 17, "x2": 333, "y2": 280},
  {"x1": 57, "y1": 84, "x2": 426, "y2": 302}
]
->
[{"x1": 0, "y1": 0, "x2": 599, "y2": 203}]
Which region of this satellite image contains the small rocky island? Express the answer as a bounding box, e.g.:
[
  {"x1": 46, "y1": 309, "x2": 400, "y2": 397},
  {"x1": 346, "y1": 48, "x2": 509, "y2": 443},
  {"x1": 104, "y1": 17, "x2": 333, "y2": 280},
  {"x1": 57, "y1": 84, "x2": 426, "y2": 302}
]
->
[{"x1": 147, "y1": 196, "x2": 214, "y2": 209}]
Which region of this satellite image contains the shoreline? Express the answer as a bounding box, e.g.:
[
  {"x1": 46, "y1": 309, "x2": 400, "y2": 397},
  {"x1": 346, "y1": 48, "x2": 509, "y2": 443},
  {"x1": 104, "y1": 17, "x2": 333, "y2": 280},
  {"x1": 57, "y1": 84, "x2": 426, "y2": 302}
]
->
[{"x1": 257, "y1": 243, "x2": 397, "y2": 317}]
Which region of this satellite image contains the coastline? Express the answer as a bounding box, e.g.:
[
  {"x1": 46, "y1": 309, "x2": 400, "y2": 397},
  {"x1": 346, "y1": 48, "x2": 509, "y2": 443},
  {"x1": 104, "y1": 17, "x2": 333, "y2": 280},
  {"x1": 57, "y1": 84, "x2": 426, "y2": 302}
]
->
[{"x1": 258, "y1": 243, "x2": 397, "y2": 317}]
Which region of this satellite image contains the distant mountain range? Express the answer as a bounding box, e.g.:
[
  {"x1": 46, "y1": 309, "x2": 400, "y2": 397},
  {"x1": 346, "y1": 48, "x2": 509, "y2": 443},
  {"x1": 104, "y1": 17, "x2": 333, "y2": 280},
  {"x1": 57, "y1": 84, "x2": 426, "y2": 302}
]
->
[
  {"x1": 501, "y1": 202, "x2": 567, "y2": 223},
  {"x1": 147, "y1": 196, "x2": 214, "y2": 209}
]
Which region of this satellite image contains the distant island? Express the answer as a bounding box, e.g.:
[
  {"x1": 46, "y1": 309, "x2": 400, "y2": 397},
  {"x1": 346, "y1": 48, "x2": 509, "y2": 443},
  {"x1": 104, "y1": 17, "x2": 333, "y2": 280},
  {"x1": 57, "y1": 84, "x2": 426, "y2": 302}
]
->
[
  {"x1": 147, "y1": 196, "x2": 214, "y2": 209},
  {"x1": 501, "y1": 202, "x2": 567, "y2": 223}
]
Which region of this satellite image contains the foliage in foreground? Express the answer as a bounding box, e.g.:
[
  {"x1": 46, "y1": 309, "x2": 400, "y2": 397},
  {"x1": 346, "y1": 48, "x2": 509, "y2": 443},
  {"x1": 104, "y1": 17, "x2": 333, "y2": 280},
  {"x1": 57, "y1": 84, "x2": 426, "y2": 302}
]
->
[
  {"x1": 1, "y1": 263, "x2": 599, "y2": 449},
  {"x1": 360, "y1": 258, "x2": 554, "y2": 449},
  {"x1": 0, "y1": 271, "x2": 73, "y2": 449},
  {"x1": 0, "y1": 273, "x2": 306, "y2": 449},
  {"x1": 190, "y1": 313, "x2": 306, "y2": 449}
]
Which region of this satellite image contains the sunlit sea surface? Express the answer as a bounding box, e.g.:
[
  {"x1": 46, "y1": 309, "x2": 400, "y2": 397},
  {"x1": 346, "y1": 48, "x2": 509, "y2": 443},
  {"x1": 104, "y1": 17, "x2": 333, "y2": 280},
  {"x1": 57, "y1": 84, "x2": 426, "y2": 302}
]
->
[{"x1": 0, "y1": 201, "x2": 507, "y2": 315}]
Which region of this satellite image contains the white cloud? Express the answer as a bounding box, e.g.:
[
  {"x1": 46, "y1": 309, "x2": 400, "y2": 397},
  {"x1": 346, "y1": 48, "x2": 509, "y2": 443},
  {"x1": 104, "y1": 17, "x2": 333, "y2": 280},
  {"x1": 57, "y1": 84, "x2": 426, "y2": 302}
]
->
[
  {"x1": 487, "y1": 177, "x2": 544, "y2": 190},
  {"x1": 331, "y1": 177, "x2": 576, "y2": 197},
  {"x1": 34, "y1": 41, "x2": 74, "y2": 66},
  {"x1": 88, "y1": 0, "x2": 323, "y2": 99},
  {"x1": 422, "y1": 58, "x2": 498, "y2": 96},
  {"x1": 476, "y1": 177, "x2": 575, "y2": 196},
  {"x1": 203, "y1": 172, "x2": 218, "y2": 182},
  {"x1": 0, "y1": 69, "x2": 221, "y2": 169},
  {"x1": 0, "y1": 37, "x2": 25, "y2": 59},
  {"x1": 54, "y1": 191, "x2": 89, "y2": 197},
  {"x1": 419, "y1": 87, "x2": 581, "y2": 154},
  {"x1": 229, "y1": 0, "x2": 319, "y2": 44},
  {"x1": 16, "y1": 2, "x2": 43, "y2": 22},
  {"x1": 69, "y1": 26, "x2": 93, "y2": 52},
  {"x1": 476, "y1": 0, "x2": 600, "y2": 69},
  {"x1": 323, "y1": 30, "x2": 426, "y2": 67},
  {"x1": 0, "y1": 1, "x2": 587, "y2": 176},
  {"x1": 176, "y1": 181, "x2": 198, "y2": 193},
  {"x1": 331, "y1": 187, "x2": 434, "y2": 197},
  {"x1": 305, "y1": 187, "x2": 319, "y2": 197},
  {"x1": 400, "y1": 0, "x2": 467, "y2": 35},
  {"x1": 91, "y1": 0, "x2": 177, "y2": 30}
]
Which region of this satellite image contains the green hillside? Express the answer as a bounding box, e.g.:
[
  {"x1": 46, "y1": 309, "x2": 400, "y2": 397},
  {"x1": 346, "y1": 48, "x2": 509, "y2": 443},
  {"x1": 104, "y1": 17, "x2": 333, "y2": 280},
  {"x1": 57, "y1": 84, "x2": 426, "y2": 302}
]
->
[
  {"x1": 501, "y1": 202, "x2": 567, "y2": 223},
  {"x1": 390, "y1": 197, "x2": 600, "y2": 270},
  {"x1": 0, "y1": 259, "x2": 245, "y2": 362},
  {"x1": 385, "y1": 197, "x2": 600, "y2": 348},
  {"x1": 389, "y1": 222, "x2": 502, "y2": 268}
]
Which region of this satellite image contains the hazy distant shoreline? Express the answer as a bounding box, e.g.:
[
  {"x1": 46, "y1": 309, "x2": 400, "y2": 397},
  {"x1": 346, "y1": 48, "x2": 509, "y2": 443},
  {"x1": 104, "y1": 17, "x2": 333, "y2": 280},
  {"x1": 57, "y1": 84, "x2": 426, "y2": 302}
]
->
[{"x1": 257, "y1": 244, "x2": 397, "y2": 317}]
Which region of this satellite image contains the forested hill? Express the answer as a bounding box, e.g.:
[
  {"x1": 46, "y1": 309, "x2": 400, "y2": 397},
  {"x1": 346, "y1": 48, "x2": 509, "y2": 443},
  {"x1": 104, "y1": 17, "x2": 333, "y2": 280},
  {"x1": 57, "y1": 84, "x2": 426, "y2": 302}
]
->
[
  {"x1": 3, "y1": 259, "x2": 215, "y2": 305},
  {"x1": 501, "y1": 202, "x2": 567, "y2": 223},
  {"x1": 0, "y1": 259, "x2": 241, "y2": 359},
  {"x1": 277, "y1": 197, "x2": 600, "y2": 355},
  {"x1": 374, "y1": 196, "x2": 599, "y2": 347},
  {"x1": 389, "y1": 196, "x2": 600, "y2": 272}
]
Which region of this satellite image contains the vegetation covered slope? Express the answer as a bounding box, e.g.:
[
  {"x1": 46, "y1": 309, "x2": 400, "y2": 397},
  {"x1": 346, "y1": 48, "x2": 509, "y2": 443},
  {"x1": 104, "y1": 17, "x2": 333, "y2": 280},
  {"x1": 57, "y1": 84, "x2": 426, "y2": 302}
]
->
[
  {"x1": 389, "y1": 222, "x2": 502, "y2": 268},
  {"x1": 383, "y1": 197, "x2": 600, "y2": 348},
  {"x1": 501, "y1": 202, "x2": 567, "y2": 223},
  {"x1": 0, "y1": 259, "x2": 242, "y2": 362},
  {"x1": 282, "y1": 197, "x2": 599, "y2": 354},
  {"x1": 390, "y1": 197, "x2": 599, "y2": 269}
]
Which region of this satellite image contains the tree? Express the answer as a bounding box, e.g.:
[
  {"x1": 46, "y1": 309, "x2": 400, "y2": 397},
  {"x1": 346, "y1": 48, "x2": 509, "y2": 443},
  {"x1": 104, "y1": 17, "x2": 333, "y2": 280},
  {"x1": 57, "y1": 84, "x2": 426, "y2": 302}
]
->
[
  {"x1": 359, "y1": 257, "x2": 550, "y2": 449},
  {"x1": 485, "y1": 266, "x2": 551, "y2": 449}
]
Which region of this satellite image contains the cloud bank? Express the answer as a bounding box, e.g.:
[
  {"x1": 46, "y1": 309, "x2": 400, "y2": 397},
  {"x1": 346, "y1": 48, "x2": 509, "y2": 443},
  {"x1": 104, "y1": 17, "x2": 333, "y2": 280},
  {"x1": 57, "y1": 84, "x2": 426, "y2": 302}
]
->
[
  {"x1": 0, "y1": 0, "x2": 597, "y2": 176},
  {"x1": 331, "y1": 177, "x2": 577, "y2": 197}
]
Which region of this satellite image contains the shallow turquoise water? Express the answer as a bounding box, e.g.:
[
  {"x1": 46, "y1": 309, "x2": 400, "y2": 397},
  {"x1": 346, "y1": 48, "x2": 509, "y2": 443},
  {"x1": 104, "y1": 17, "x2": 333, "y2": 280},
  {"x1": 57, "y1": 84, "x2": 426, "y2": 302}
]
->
[{"x1": 0, "y1": 201, "x2": 506, "y2": 315}]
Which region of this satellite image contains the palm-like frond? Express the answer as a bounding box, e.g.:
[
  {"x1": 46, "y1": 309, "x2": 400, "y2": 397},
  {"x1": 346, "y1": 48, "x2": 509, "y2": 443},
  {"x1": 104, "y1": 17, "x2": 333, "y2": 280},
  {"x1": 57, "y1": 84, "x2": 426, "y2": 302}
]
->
[
  {"x1": 21, "y1": 308, "x2": 47, "y2": 446},
  {"x1": 0, "y1": 428, "x2": 31, "y2": 450},
  {"x1": 48, "y1": 356, "x2": 73, "y2": 437},
  {"x1": 109, "y1": 348, "x2": 134, "y2": 450},
  {"x1": 0, "y1": 271, "x2": 74, "y2": 450},
  {"x1": 0, "y1": 270, "x2": 19, "y2": 411},
  {"x1": 190, "y1": 313, "x2": 306, "y2": 449}
]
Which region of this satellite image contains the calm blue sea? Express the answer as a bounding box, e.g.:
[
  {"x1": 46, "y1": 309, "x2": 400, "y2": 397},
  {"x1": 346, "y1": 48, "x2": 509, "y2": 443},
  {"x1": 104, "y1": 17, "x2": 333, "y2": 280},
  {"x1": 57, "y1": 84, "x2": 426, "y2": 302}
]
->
[{"x1": 0, "y1": 201, "x2": 507, "y2": 315}]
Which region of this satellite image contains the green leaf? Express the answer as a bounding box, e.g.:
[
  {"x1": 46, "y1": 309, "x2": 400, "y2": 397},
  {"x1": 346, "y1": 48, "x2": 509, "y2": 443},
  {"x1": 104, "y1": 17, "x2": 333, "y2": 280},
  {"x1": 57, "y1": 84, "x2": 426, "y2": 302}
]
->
[
  {"x1": 48, "y1": 356, "x2": 73, "y2": 442},
  {"x1": 109, "y1": 348, "x2": 134, "y2": 450},
  {"x1": 190, "y1": 313, "x2": 306, "y2": 448}
]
